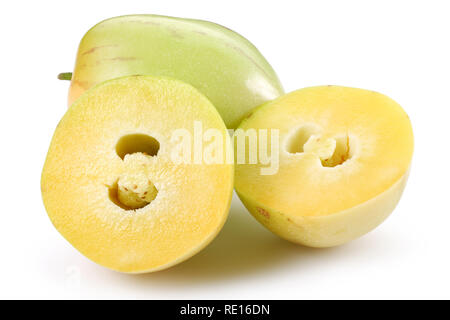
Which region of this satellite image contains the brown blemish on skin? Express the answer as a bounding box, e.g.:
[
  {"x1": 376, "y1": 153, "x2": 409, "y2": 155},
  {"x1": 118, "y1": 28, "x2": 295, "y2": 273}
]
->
[
  {"x1": 124, "y1": 187, "x2": 128, "y2": 191},
  {"x1": 81, "y1": 45, "x2": 118, "y2": 56},
  {"x1": 167, "y1": 28, "x2": 184, "y2": 39},
  {"x1": 133, "y1": 185, "x2": 138, "y2": 190},
  {"x1": 256, "y1": 207, "x2": 270, "y2": 219}
]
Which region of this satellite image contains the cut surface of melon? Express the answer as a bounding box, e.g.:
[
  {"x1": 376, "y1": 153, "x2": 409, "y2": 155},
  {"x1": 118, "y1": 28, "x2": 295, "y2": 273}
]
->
[
  {"x1": 41, "y1": 76, "x2": 233, "y2": 273},
  {"x1": 234, "y1": 86, "x2": 413, "y2": 247}
]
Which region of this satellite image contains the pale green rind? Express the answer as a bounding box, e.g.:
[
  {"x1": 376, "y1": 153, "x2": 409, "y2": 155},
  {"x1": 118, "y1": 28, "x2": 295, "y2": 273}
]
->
[{"x1": 70, "y1": 14, "x2": 284, "y2": 128}]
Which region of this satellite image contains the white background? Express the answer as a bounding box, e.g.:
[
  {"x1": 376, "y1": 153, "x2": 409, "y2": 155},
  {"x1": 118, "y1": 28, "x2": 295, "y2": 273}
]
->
[{"x1": 1, "y1": 0, "x2": 449, "y2": 299}]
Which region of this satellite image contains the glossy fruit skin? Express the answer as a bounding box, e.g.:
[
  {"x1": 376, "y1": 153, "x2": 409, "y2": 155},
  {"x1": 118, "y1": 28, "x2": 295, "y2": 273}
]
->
[
  {"x1": 238, "y1": 171, "x2": 410, "y2": 247},
  {"x1": 68, "y1": 14, "x2": 284, "y2": 128}
]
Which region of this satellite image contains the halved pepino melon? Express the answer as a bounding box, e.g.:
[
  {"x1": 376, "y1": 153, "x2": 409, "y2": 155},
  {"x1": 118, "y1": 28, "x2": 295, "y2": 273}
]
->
[
  {"x1": 234, "y1": 86, "x2": 414, "y2": 247},
  {"x1": 42, "y1": 76, "x2": 234, "y2": 273}
]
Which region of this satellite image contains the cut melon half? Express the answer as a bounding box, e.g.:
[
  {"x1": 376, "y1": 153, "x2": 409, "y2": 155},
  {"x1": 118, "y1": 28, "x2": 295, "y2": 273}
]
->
[
  {"x1": 41, "y1": 76, "x2": 234, "y2": 273},
  {"x1": 234, "y1": 86, "x2": 413, "y2": 247}
]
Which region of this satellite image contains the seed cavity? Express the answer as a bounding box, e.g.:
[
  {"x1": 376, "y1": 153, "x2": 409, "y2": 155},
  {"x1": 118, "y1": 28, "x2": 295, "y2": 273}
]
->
[
  {"x1": 286, "y1": 125, "x2": 354, "y2": 167},
  {"x1": 285, "y1": 124, "x2": 321, "y2": 154},
  {"x1": 115, "y1": 133, "x2": 160, "y2": 160},
  {"x1": 321, "y1": 135, "x2": 353, "y2": 167},
  {"x1": 110, "y1": 134, "x2": 161, "y2": 210},
  {"x1": 108, "y1": 175, "x2": 158, "y2": 211}
]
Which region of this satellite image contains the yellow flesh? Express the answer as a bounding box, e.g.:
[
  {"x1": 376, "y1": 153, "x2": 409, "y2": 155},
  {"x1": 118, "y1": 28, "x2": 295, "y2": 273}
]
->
[
  {"x1": 235, "y1": 86, "x2": 413, "y2": 246},
  {"x1": 41, "y1": 76, "x2": 233, "y2": 272}
]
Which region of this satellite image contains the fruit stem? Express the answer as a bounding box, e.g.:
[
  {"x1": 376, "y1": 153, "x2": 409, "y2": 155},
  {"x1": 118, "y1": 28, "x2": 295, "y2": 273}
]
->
[{"x1": 58, "y1": 72, "x2": 72, "y2": 80}]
